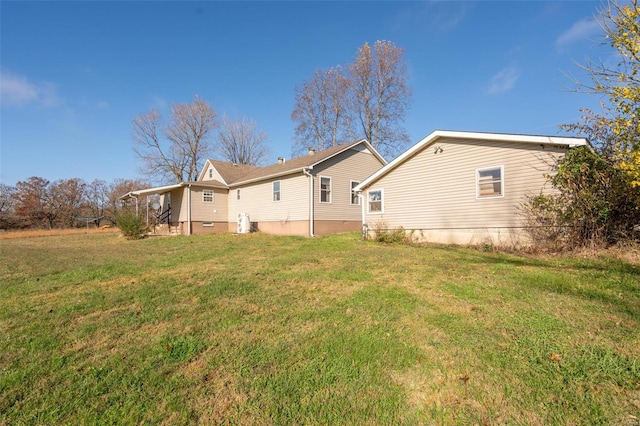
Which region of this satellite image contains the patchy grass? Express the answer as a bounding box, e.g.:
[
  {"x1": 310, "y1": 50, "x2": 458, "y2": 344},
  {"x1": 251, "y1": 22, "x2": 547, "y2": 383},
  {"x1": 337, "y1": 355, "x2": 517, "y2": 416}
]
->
[
  {"x1": 0, "y1": 227, "x2": 117, "y2": 240},
  {"x1": 0, "y1": 232, "x2": 638, "y2": 425}
]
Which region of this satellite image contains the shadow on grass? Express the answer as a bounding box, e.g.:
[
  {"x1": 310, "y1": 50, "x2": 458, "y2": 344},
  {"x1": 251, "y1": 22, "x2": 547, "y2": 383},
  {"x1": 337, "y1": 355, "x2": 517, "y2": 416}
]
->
[{"x1": 420, "y1": 244, "x2": 640, "y2": 319}]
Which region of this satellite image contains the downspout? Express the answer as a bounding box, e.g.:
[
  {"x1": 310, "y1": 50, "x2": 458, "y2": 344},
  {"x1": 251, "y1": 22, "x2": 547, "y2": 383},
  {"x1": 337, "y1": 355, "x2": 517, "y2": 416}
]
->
[
  {"x1": 186, "y1": 184, "x2": 192, "y2": 236},
  {"x1": 303, "y1": 168, "x2": 315, "y2": 237}
]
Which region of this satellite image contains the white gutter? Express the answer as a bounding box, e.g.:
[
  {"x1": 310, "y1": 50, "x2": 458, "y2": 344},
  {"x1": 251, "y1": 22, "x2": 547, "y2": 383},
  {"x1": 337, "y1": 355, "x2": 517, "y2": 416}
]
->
[{"x1": 303, "y1": 168, "x2": 315, "y2": 237}]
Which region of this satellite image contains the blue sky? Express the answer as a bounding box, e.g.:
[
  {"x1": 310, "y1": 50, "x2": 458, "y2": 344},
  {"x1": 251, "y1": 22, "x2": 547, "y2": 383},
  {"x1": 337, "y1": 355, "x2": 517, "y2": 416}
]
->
[{"x1": 1, "y1": 1, "x2": 610, "y2": 186}]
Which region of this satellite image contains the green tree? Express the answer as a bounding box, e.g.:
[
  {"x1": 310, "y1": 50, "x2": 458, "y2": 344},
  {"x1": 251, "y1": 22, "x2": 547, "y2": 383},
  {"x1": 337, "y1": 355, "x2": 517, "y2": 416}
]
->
[{"x1": 564, "y1": 0, "x2": 639, "y2": 184}]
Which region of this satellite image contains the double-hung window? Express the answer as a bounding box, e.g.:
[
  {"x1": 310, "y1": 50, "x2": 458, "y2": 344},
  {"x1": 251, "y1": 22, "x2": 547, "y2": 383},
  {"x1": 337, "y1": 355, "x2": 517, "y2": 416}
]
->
[
  {"x1": 476, "y1": 166, "x2": 504, "y2": 198},
  {"x1": 273, "y1": 181, "x2": 281, "y2": 201},
  {"x1": 236, "y1": 189, "x2": 241, "y2": 200},
  {"x1": 320, "y1": 176, "x2": 331, "y2": 203},
  {"x1": 203, "y1": 189, "x2": 214, "y2": 203},
  {"x1": 350, "y1": 181, "x2": 360, "y2": 205},
  {"x1": 368, "y1": 189, "x2": 383, "y2": 213}
]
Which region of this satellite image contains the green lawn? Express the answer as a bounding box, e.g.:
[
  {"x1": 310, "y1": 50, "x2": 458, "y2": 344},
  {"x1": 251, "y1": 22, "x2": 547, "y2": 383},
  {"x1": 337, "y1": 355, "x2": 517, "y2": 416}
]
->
[{"x1": 1, "y1": 232, "x2": 638, "y2": 425}]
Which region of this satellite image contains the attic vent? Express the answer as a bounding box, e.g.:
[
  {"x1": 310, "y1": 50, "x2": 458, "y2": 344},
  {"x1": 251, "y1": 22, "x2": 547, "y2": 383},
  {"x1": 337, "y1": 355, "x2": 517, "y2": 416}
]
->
[{"x1": 278, "y1": 157, "x2": 285, "y2": 164}]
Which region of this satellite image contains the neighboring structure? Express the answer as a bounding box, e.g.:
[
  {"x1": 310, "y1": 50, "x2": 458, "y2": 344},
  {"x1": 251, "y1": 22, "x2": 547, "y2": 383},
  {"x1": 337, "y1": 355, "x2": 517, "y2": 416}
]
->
[
  {"x1": 120, "y1": 140, "x2": 386, "y2": 237},
  {"x1": 355, "y1": 130, "x2": 589, "y2": 246}
]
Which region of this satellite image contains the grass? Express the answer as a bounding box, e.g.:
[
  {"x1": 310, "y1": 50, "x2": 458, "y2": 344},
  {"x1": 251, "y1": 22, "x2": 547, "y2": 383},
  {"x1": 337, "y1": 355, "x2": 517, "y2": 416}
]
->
[{"x1": 0, "y1": 232, "x2": 638, "y2": 425}]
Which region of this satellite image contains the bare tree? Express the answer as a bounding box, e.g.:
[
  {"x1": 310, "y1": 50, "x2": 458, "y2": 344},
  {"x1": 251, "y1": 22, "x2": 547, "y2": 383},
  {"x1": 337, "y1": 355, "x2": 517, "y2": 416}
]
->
[
  {"x1": 291, "y1": 41, "x2": 411, "y2": 159},
  {"x1": 216, "y1": 116, "x2": 271, "y2": 165},
  {"x1": 106, "y1": 178, "x2": 149, "y2": 224},
  {"x1": 49, "y1": 178, "x2": 86, "y2": 228},
  {"x1": 0, "y1": 183, "x2": 17, "y2": 229},
  {"x1": 291, "y1": 66, "x2": 352, "y2": 156},
  {"x1": 133, "y1": 97, "x2": 218, "y2": 183},
  {"x1": 349, "y1": 40, "x2": 412, "y2": 158},
  {"x1": 85, "y1": 179, "x2": 110, "y2": 227}
]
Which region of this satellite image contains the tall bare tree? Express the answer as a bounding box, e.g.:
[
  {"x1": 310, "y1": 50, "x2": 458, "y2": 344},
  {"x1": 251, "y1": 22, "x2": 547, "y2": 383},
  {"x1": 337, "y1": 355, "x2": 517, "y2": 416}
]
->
[
  {"x1": 133, "y1": 97, "x2": 218, "y2": 183},
  {"x1": 291, "y1": 66, "x2": 352, "y2": 156},
  {"x1": 291, "y1": 40, "x2": 412, "y2": 159},
  {"x1": 349, "y1": 40, "x2": 412, "y2": 158},
  {"x1": 216, "y1": 115, "x2": 271, "y2": 165}
]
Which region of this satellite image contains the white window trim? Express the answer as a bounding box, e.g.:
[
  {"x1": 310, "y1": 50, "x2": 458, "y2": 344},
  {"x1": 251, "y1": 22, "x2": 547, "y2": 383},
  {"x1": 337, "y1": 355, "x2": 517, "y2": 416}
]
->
[
  {"x1": 367, "y1": 188, "x2": 384, "y2": 214},
  {"x1": 208, "y1": 168, "x2": 213, "y2": 179},
  {"x1": 236, "y1": 189, "x2": 241, "y2": 201},
  {"x1": 319, "y1": 175, "x2": 332, "y2": 204},
  {"x1": 273, "y1": 180, "x2": 281, "y2": 202},
  {"x1": 475, "y1": 165, "x2": 504, "y2": 199},
  {"x1": 203, "y1": 189, "x2": 214, "y2": 203},
  {"x1": 350, "y1": 180, "x2": 360, "y2": 205}
]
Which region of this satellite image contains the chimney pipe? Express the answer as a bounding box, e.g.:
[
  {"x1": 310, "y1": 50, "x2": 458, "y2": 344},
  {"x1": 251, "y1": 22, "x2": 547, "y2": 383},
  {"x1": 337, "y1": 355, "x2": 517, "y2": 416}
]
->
[
  {"x1": 278, "y1": 157, "x2": 285, "y2": 164},
  {"x1": 308, "y1": 147, "x2": 315, "y2": 155}
]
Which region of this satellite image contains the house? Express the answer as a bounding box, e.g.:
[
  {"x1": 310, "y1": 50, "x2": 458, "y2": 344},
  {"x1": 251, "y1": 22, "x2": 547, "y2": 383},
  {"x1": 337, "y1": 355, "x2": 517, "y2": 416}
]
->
[
  {"x1": 354, "y1": 130, "x2": 589, "y2": 246},
  {"x1": 120, "y1": 140, "x2": 386, "y2": 237}
]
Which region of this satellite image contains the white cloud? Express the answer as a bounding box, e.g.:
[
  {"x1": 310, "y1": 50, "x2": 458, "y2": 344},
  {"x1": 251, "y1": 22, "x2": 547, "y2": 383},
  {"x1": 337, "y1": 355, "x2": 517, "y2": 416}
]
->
[
  {"x1": 392, "y1": 1, "x2": 472, "y2": 33},
  {"x1": 0, "y1": 70, "x2": 61, "y2": 107},
  {"x1": 556, "y1": 18, "x2": 601, "y2": 47},
  {"x1": 486, "y1": 66, "x2": 519, "y2": 95},
  {"x1": 150, "y1": 95, "x2": 168, "y2": 109}
]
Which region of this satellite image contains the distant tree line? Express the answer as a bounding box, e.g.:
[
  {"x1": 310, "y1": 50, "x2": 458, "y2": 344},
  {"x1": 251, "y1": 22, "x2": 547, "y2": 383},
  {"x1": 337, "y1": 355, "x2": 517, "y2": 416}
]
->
[{"x1": 0, "y1": 177, "x2": 148, "y2": 231}]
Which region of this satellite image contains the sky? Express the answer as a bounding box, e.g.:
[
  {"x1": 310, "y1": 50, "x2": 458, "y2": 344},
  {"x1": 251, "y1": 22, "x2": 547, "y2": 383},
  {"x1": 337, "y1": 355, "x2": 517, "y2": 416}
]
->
[{"x1": 1, "y1": 1, "x2": 612, "y2": 187}]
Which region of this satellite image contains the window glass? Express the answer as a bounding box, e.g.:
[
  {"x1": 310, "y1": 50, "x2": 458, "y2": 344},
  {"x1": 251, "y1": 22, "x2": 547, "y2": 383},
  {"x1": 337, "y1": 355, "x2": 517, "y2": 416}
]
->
[
  {"x1": 368, "y1": 189, "x2": 383, "y2": 213},
  {"x1": 273, "y1": 181, "x2": 281, "y2": 201},
  {"x1": 203, "y1": 189, "x2": 214, "y2": 203},
  {"x1": 477, "y1": 167, "x2": 503, "y2": 198},
  {"x1": 236, "y1": 189, "x2": 240, "y2": 200},
  {"x1": 350, "y1": 181, "x2": 360, "y2": 205},
  {"x1": 320, "y1": 177, "x2": 331, "y2": 203}
]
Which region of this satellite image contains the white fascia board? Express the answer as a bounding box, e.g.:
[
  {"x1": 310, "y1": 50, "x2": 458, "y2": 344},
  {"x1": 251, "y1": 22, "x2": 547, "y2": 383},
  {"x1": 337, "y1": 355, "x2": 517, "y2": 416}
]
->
[
  {"x1": 197, "y1": 160, "x2": 230, "y2": 185},
  {"x1": 355, "y1": 130, "x2": 589, "y2": 191},
  {"x1": 119, "y1": 183, "x2": 184, "y2": 199},
  {"x1": 196, "y1": 160, "x2": 209, "y2": 182}
]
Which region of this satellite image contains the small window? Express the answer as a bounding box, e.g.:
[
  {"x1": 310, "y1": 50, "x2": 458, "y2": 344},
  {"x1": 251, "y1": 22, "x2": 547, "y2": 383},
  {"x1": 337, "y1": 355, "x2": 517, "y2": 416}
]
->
[
  {"x1": 350, "y1": 181, "x2": 360, "y2": 205},
  {"x1": 236, "y1": 189, "x2": 241, "y2": 200},
  {"x1": 476, "y1": 166, "x2": 504, "y2": 198},
  {"x1": 208, "y1": 168, "x2": 213, "y2": 179},
  {"x1": 320, "y1": 176, "x2": 331, "y2": 203},
  {"x1": 368, "y1": 189, "x2": 383, "y2": 213},
  {"x1": 203, "y1": 189, "x2": 214, "y2": 203},
  {"x1": 273, "y1": 181, "x2": 281, "y2": 202}
]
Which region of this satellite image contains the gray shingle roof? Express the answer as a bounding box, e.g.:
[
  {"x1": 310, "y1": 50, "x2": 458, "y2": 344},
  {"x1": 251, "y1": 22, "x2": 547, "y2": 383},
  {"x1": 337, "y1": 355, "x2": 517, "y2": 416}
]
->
[{"x1": 207, "y1": 140, "x2": 367, "y2": 186}]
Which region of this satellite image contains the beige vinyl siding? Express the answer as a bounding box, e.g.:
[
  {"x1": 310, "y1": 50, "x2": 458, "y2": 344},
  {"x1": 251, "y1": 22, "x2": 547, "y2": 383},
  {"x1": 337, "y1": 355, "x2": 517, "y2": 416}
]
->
[
  {"x1": 202, "y1": 164, "x2": 226, "y2": 183},
  {"x1": 189, "y1": 187, "x2": 228, "y2": 222},
  {"x1": 228, "y1": 173, "x2": 309, "y2": 223},
  {"x1": 313, "y1": 148, "x2": 383, "y2": 221},
  {"x1": 171, "y1": 189, "x2": 185, "y2": 221},
  {"x1": 364, "y1": 138, "x2": 566, "y2": 231}
]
